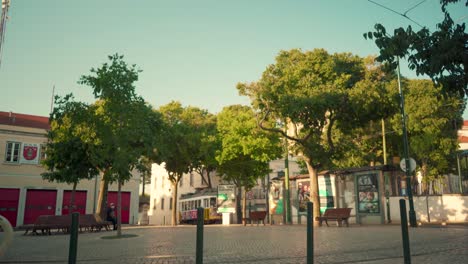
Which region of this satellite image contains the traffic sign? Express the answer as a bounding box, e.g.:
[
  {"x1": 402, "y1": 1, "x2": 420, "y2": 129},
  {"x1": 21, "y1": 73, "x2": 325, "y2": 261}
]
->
[{"x1": 400, "y1": 158, "x2": 417, "y2": 173}]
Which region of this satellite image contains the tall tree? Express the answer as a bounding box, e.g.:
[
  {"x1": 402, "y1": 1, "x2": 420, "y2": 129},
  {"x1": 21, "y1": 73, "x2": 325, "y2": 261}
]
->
[
  {"x1": 216, "y1": 105, "x2": 281, "y2": 224},
  {"x1": 158, "y1": 101, "x2": 200, "y2": 226},
  {"x1": 79, "y1": 54, "x2": 162, "y2": 235},
  {"x1": 185, "y1": 107, "x2": 220, "y2": 189},
  {"x1": 364, "y1": 0, "x2": 467, "y2": 98},
  {"x1": 42, "y1": 94, "x2": 99, "y2": 213},
  {"x1": 391, "y1": 79, "x2": 463, "y2": 186},
  {"x1": 238, "y1": 49, "x2": 395, "y2": 221}
]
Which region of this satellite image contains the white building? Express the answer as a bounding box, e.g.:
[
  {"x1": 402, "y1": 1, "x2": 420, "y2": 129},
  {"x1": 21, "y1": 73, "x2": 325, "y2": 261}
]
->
[{"x1": 148, "y1": 163, "x2": 221, "y2": 225}]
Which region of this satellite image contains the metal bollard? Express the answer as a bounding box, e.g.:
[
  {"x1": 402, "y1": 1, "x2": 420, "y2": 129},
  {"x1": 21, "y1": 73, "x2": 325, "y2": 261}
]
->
[
  {"x1": 307, "y1": 202, "x2": 313, "y2": 264},
  {"x1": 196, "y1": 207, "x2": 204, "y2": 264},
  {"x1": 399, "y1": 199, "x2": 411, "y2": 264},
  {"x1": 68, "y1": 212, "x2": 79, "y2": 264}
]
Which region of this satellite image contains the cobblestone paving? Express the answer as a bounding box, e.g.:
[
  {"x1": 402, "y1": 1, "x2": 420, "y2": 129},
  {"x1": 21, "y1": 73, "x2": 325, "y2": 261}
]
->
[{"x1": 0, "y1": 224, "x2": 467, "y2": 263}]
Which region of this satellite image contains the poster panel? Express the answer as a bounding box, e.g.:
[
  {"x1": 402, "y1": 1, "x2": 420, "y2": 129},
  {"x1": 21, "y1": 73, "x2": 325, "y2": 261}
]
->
[
  {"x1": 318, "y1": 175, "x2": 335, "y2": 214},
  {"x1": 357, "y1": 174, "x2": 380, "y2": 213},
  {"x1": 297, "y1": 180, "x2": 310, "y2": 213},
  {"x1": 297, "y1": 176, "x2": 335, "y2": 214},
  {"x1": 269, "y1": 181, "x2": 283, "y2": 215},
  {"x1": 20, "y1": 143, "x2": 39, "y2": 164},
  {"x1": 217, "y1": 185, "x2": 236, "y2": 213}
]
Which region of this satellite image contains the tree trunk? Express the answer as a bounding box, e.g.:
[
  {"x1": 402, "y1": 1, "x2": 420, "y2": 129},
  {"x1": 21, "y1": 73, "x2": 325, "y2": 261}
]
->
[
  {"x1": 142, "y1": 173, "x2": 146, "y2": 196},
  {"x1": 207, "y1": 170, "x2": 212, "y2": 189},
  {"x1": 236, "y1": 187, "x2": 242, "y2": 224},
  {"x1": 305, "y1": 159, "x2": 320, "y2": 226},
  {"x1": 96, "y1": 174, "x2": 109, "y2": 220},
  {"x1": 172, "y1": 181, "x2": 178, "y2": 226},
  {"x1": 242, "y1": 188, "x2": 247, "y2": 226},
  {"x1": 117, "y1": 180, "x2": 122, "y2": 236},
  {"x1": 421, "y1": 163, "x2": 431, "y2": 222},
  {"x1": 70, "y1": 182, "x2": 77, "y2": 214}
]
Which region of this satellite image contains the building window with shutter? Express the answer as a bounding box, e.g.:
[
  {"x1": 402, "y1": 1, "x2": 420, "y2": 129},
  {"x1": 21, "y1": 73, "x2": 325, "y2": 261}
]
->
[
  {"x1": 5, "y1": 142, "x2": 21, "y2": 163},
  {"x1": 170, "y1": 198, "x2": 173, "y2": 210},
  {"x1": 39, "y1": 144, "x2": 47, "y2": 161},
  {"x1": 161, "y1": 198, "x2": 164, "y2": 210},
  {"x1": 190, "y1": 173, "x2": 194, "y2": 187}
]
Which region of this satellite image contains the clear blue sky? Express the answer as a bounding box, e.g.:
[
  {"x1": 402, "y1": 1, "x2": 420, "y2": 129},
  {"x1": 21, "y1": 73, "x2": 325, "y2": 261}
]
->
[{"x1": 1, "y1": 0, "x2": 466, "y2": 117}]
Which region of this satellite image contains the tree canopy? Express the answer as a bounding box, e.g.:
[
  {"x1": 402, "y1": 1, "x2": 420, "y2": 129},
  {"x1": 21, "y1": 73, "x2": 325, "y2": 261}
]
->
[
  {"x1": 216, "y1": 104, "x2": 282, "y2": 223},
  {"x1": 238, "y1": 49, "x2": 396, "y2": 219},
  {"x1": 78, "y1": 54, "x2": 163, "y2": 235},
  {"x1": 42, "y1": 94, "x2": 99, "y2": 210},
  {"x1": 391, "y1": 79, "x2": 463, "y2": 185},
  {"x1": 364, "y1": 0, "x2": 468, "y2": 98}
]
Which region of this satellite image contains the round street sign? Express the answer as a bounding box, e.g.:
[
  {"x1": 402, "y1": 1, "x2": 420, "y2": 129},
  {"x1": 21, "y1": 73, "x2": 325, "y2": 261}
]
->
[{"x1": 400, "y1": 158, "x2": 417, "y2": 173}]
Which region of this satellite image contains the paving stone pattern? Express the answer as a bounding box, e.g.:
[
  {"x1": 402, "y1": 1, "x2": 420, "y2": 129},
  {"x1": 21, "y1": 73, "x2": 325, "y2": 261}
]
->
[{"x1": 0, "y1": 224, "x2": 467, "y2": 263}]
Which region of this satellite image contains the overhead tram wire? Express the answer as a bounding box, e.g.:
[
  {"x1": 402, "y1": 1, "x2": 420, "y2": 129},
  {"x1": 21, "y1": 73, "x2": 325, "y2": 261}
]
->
[{"x1": 367, "y1": 0, "x2": 426, "y2": 28}]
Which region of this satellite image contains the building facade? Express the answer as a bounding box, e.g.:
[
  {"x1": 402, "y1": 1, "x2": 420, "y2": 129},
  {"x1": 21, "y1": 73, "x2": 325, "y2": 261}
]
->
[
  {"x1": 0, "y1": 111, "x2": 140, "y2": 227},
  {"x1": 148, "y1": 163, "x2": 223, "y2": 225}
]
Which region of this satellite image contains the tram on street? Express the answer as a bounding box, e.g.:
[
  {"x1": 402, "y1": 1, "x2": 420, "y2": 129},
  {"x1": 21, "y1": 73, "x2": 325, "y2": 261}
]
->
[{"x1": 179, "y1": 190, "x2": 221, "y2": 224}]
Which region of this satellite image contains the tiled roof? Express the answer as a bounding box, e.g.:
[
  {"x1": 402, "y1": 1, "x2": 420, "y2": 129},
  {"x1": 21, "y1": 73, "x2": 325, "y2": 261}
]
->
[{"x1": 0, "y1": 111, "x2": 50, "y2": 130}]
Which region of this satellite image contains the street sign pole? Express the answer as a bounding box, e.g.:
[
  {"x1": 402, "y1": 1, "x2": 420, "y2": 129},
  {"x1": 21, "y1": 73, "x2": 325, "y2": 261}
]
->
[{"x1": 397, "y1": 57, "x2": 417, "y2": 227}]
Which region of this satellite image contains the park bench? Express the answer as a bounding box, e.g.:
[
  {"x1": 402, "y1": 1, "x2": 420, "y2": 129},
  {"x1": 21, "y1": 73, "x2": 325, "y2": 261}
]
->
[
  {"x1": 247, "y1": 211, "x2": 267, "y2": 226},
  {"x1": 315, "y1": 208, "x2": 352, "y2": 227},
  {"x1": 21, "y1": 214, "x2": 111, "y2": 235}
]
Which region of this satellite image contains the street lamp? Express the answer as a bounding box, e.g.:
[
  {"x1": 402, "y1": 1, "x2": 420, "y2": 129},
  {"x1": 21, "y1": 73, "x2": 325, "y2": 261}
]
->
[{"x1": 396, "y1": 57, "x2": 417, "y2": 227}]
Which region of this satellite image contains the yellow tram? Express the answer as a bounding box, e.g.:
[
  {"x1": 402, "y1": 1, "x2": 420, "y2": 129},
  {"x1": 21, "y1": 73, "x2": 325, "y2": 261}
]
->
[{"x1": 179, "y1": 190, "x2": 222, "y2": 224}]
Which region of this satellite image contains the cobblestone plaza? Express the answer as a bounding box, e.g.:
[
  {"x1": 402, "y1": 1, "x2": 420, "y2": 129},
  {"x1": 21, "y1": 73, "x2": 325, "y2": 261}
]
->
[{"x1": 1, "y1": 224, "x2": 467, "y2": 263}]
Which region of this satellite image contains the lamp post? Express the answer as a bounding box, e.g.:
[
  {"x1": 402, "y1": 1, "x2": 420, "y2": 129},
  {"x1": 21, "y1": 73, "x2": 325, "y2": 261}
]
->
[
  {"x1": 283, "y1": 121, "x2": 292, "y2": 224},
  {"x1": 396, "y1": 57, "x2": 417, "y2": 227}
]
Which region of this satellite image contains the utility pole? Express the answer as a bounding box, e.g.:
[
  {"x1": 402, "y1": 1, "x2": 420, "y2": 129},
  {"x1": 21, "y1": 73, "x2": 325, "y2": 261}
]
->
[
  {"x1": 0, "y1": 0, "x2": 11, "y2": 69},
  {"x1": 283, "y1": 121, "x2": 292, "y2": 224},
  {"x1": 396, "y1": 57, "x2": 417, "y2": 227}
]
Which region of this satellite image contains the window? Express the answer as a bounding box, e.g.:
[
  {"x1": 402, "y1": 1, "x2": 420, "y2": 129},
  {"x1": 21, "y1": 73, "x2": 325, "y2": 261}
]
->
[
  {"x1": 39, "y1": 144, "x2": 47, "y2": 161},
  {"x1": 169, "y1": 198, "x2": 173, "y2": 210},
  {"x1": 153, "y1": 199, "x2": 157, "y2": 210},
  {"x1": 190, "y1": 173, "x2": 194, "y2": 187},
  {"x1": 161, "y1": 198, "x2": 165, "y2": 210},
  {"x1": 5, "y1": 142, "x2": 21, "y2": 163},
  {"x1": 179, "y1": 175, "x2": 183, "y2": 187}
]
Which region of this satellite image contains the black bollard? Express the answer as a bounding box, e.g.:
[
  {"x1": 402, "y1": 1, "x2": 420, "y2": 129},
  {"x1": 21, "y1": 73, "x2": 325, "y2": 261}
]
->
[
  {"x1": 68, "y1": 212, "x2": 79, "y2": 264},
  {"x1": 399, "y1": 199, "x2": 411, "y2": 264},
  {"x1": 307, "y1": 202, "x2": 313, "y2": 264},
  {"x1": 196, "y1": 207, "x2": 204, "y2": 264}
]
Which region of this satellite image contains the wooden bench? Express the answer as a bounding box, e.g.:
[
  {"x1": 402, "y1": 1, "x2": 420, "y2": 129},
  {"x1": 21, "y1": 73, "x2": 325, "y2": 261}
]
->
[
  {"x1": 315, "y1": 208, "x2": 352, "y2": 227},
  {"x1": 243, "y1": 211, "x2": 266, "y2": 226},
  {"x1": 21, "y1": 214, "x2": 111, "y2": 235}
]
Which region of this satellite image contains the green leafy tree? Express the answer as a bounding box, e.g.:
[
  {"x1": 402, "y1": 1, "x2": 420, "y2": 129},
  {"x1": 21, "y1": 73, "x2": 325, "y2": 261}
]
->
[
  {"x1": 185, "y1": 107, "x2": 220, "y2": 189},
  {"x1": 158, "y1": 101, "x2": 201, "y2": 226},
  {"x1": 79, "y1": 54, "x2": 163, "y2": 235},
  {"x1": 42, "y1": 94, "x2": 99, "y2": 213},
  {"x1": 364, "y1": 0, "x2": 467, "y2": 98},
  {"x1": 238, "y1": 49, "x2": 395, "y2": 221},
  {"x1": 216, "y1": 105, "x2": 281, "y2": 224},
  {"x1": 391, "y1": 79, "x2": 463, "y2": 187}
]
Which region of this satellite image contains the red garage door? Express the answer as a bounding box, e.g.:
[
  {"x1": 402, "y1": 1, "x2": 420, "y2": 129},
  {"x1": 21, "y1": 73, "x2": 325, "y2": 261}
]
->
[
  {"x1": 107, "y1": 191, "x2": 131, "y2": 224},
  {"x1": 0, "y1": 188, "x2": 20, "y2": 227},
  {"x1": 24, "y1": 189, "x2": 57, "y2": 225},
  {"x1": 62, "y1": 190, "x2": 87, "y2": 215}
]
